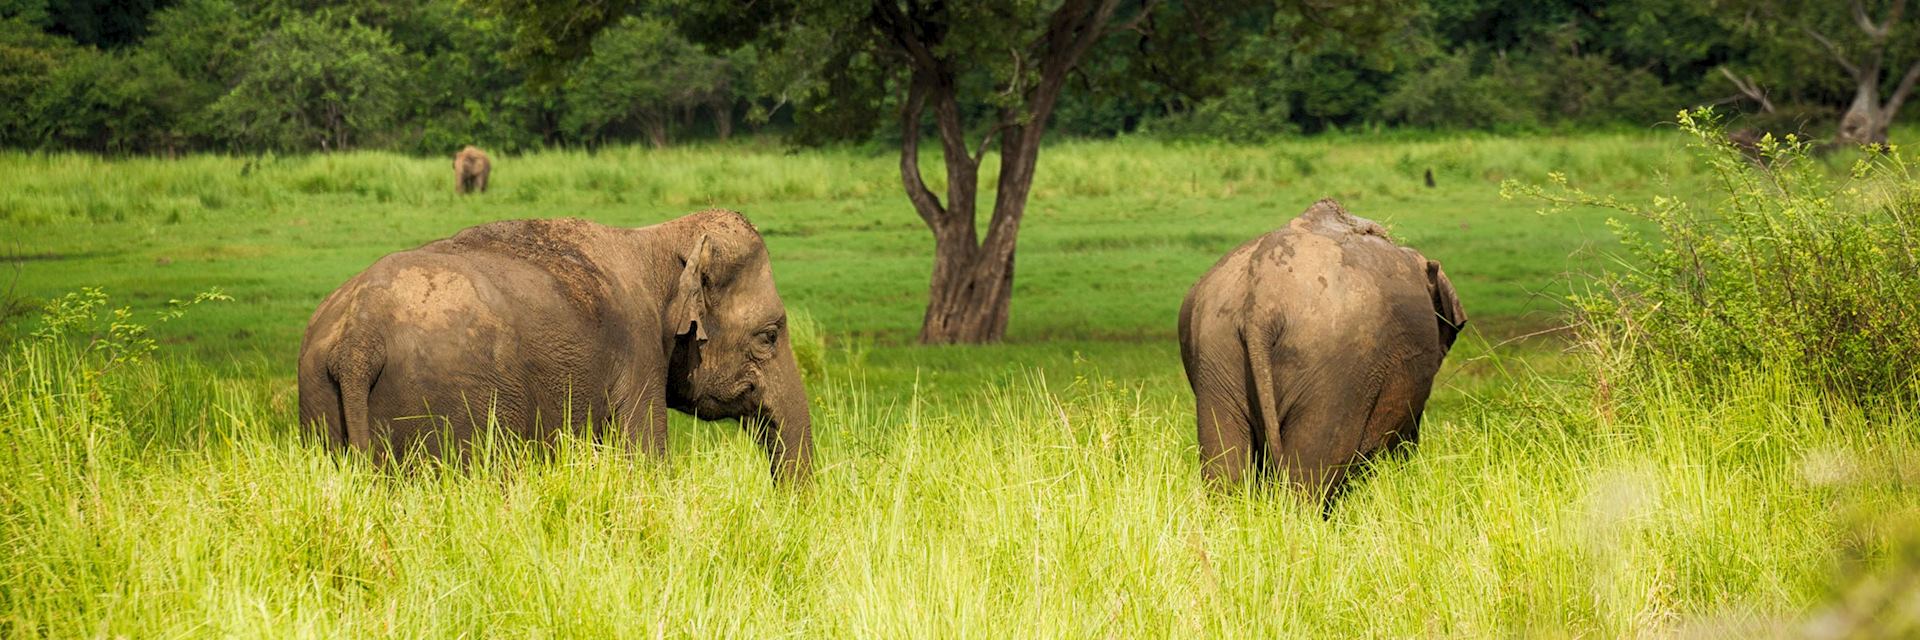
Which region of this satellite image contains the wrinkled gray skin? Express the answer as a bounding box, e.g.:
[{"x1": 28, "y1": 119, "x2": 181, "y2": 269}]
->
[
  {"x1": 297, "y1": 210, "x2": 813, "y2": 482},
  {"x1": 1178, "y1": 199, "x2": 1465, "y2": 505}
]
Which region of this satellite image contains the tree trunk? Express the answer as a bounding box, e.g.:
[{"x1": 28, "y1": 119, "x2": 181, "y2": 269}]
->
[
  {"x1": 917, "y1": 126, "x2": 1054, "y2": 343},
  {"x1": 711, "y1": 100, "x2": 733, "y2": 140},
  {"x1": 640, "y1": 112, "x2": 670, "y2": 148},
  {"x1": 880, "y1": 0, "x2": 1133, "y2": 344},
  {"x1": 1815, "y1": 1, "x2": 1920, "y2": 146},
  {"x1": 1839, "y1": 80, "x2": 1891, "y2": 145},
  {"x1": 901, "y1": 69, "x2": 1014, "y2": 345},
  {"x1": 919, "y1": 216, "x2": 1015, "y2": 344}
]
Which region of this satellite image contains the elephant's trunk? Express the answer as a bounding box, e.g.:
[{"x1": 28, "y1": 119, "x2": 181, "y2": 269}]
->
[{"x1": 754, "y1": 337, "x2": 814, "y2": 485}]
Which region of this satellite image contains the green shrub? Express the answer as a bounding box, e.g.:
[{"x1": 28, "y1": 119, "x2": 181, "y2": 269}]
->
[
  {"x1": 1507, "y1": 108, "x2": 1920, "y2": 400},
  {"x1": 28, "y1": 48, "x2": 197, "y2": 153},
  {"x1": 210, "y1": 12, "x2": 405, "y2": 152},
  {"x1": 1375, "y1": 51, "x2": 1537, "y2": 131},
  {"x1": 0, "y1": 20, "x2": 68, "y2": 143}
]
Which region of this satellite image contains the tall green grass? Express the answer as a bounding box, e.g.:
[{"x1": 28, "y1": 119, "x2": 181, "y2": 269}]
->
[
  {"x1": 0, "y1": 131, "x2": 1718, "y2": 356},
  {"x1": 0, "y1": 133, "x2": 1702, "y2": 228},
  {"x1": 8, "y1": 129, "x2": 1920, "y2": 636},
  {"x1": 4, "y1": 333, "x2": 1916, "y2": 636}
]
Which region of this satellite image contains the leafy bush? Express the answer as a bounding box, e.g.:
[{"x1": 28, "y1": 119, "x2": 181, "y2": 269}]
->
[
  {"x1": 1375, "y1": 51, "x2": 1536, "y2": 130},
  {"x1": 211, "y1": 12, "x2": 404, "y2": 152},
  {"x1": 1377, "y1": 46, "x2": 1678, "y2": 132},
  {"x1": 1141, "y1": 84, "x2": 1297, "y2": 143},
  {"x1": 0, "y1": 17, "x2": 81, "y2": 145},
  {"x1": 28, "y1": 48, "x2": 196, "y2": 153},
  {"x1": 1507, "y1": 108, "x2": 1920, "y2": 400},
  {"x1": 30, "y1": 287, "x2": 231, "y2": 380},
  {"x1": 563, "y1": 16, "x2": 726, "y2": 148}
]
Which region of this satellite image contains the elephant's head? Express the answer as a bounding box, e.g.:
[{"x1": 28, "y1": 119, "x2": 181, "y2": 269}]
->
[
  {"x1": 664, "y1": 211, "x2": 814, "y2": 483},
  {"x1": 1426, "y1": 259, "x2": 1467, "y2": 352}
]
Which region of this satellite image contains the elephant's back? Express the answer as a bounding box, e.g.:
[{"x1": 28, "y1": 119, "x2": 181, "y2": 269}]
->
[
  {"x1": 1248, "y1": 208, "x2": 1437, "y2": 350},
  {"x1": 425, "y1": 218, "x2": 618, "y2": 320},
  {"x1": 308, "y1": 218, "x2": 619, "y2": 347}
]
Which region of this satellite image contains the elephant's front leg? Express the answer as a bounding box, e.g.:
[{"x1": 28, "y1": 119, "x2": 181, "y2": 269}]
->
[{"x1": 612, "y1": 378, "x2": 670, "y2": 457}]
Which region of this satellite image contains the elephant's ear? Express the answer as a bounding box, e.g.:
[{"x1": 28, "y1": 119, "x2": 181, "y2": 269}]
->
[
  {"x1": 1427, "y1": 259, "x2": 1467, "y2": 349},
  {"x1": 669, "y1": 235, "x2": 712, "y2": 341}
]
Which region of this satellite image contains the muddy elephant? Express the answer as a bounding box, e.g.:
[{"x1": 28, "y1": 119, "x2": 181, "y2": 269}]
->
[
  {"x1": 454, "y1": 145, "x2": 490, "y2": 194},
  {"x1": 1178, "y1": 199, "x2": 1465, "y2": 505},
  {"x1": 297, "y1": 210, "x2": 813, "y2": 482}
]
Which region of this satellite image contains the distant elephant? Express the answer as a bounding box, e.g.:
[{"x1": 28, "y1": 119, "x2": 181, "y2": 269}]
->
[
  {"x1": 297, "y1": 210, "x2": 813, "y2": 482},
  {"x1": 1178, "y1": 199, "x2": 1465, "y2": 504},
  {"x1": 454, "y1": 145, "x2": 490, "y2": 194}
]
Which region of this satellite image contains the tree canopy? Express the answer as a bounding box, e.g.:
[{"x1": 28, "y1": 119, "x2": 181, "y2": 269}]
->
[{"x1": 0, "y1": 0, "x2": 1910, "y2": 155}]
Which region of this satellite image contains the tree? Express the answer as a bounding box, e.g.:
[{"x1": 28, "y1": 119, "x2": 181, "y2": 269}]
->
[
  {"x1": 483, "y1": 0, "x2": 1408, "y2": 343},
  {"x1": 563, "y1": 16, "x2": 725, "y2": 147},
  {"x1": 1805, "y1": 0, "x2": 1919, "y2": 145},
  {"x1": 1730, "y1": 0, "x2": 1920, "y2": 145},
  {"x1": 861, "y1": 0, "x2": 1164, "y2": 343},
  {"x1": 210, "y1": 12, "x2": 403, "y2": 151},
  {"x1": 784, "y1": 1, "x2": 1410, "y2": 343}
]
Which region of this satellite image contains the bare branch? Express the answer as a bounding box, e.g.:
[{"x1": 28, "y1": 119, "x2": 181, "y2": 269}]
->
[
  {"x1": 971, "y1": 121, "x2": 1006, "y2": 165},
  {"x1": 1852, "y1": 0, "x2": 1906, "y2": 41},
  {"x1": 1804, "y1": 26, "x2": 1863, "y2": 78},
  {"x1": 1718, "y1": 66, "x2": 1777, "y2": 114},
  {"x1": 997, "y1": 46, "x2": 1025, "y2": 102},
  {"x1": 1102, "y1": 0, "x2": 1159, "y2": 37},
  {"x1": 968, "y1": 46, "x2": 1026, "y2": 164},
  {"x1": 1886, "y1": 57, "x2": 1920, "y2": 118}
]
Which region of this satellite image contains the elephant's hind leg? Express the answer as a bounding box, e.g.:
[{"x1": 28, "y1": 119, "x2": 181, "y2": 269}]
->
[
  {"x1": 1194, "y1": 379, "x2": 1256, "y2": 489},
  {"x1": 1266, "y1": 385, "x2": 1376, "y2": 507}
]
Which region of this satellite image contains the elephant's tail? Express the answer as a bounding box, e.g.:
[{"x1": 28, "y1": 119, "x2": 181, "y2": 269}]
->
[
  {"x1": 1244, "y1": 320, "x2": 1285, "y2": 458},
  {"x1": 327, "y1": 328, "x2": 385, "y2": 455}
]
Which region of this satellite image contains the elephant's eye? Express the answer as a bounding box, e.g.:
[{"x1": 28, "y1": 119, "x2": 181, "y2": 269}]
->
[{"x1": 756, "y1": 329, "x2": 778, "y2": 347}]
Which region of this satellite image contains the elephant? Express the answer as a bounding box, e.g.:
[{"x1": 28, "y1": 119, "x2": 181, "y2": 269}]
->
[
  {"x1": 296, "y1": 210, "x2": 813, "y2": 482},
  {"x1": 1177, "y1": 198, "x2": 1465, "y2": 505},
  {"x1": 454, "y1": 146, "x2": 490, "y2": 194}
]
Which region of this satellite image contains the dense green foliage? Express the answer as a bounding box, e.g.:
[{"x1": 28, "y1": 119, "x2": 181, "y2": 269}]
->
[
  {"x1": 1512, "y1": 109, "x2": 1920, "y2": 401},
  {"x1": 212, "y1": 12, "x2": 405, "y2": 151},
  {"x1": 6, "y1": 130, "x2": 1920, "y2": 634},
  {"x1": 562, "y1": 16, "x2": 727, "y2": 147},
  {"x1": 3, "y1": 0, "x2": 1916, "y2": 153}
]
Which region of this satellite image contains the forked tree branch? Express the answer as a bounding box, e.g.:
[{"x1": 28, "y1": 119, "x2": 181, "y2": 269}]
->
[
  {"x1": 972, "y1": 121, "x2": 1007, "y2": 165},
  {"x1": 1102, "y1": 0, "x2": 1159, "y2": 37},
  {"x1": 1804, "y1": 26, "x2": 1863, "y2": 78},
  {"x1": 1886, "y1": 57, "x2": 1920, "y2": 117},
  {"x1": 1852, "y1": 0, "x2": 1907, "y2": 41},
  {"x1": 872, "y1": 0, "x2": 941, "y2": 72},
  {"x1": 1719, "y1": 66, "x2": 1777, "y2": 114}
]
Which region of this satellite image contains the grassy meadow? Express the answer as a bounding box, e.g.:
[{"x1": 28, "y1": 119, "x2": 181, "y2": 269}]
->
[{"x1": 4, "y1": 131, "x2": 1920, "y2": 637}]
